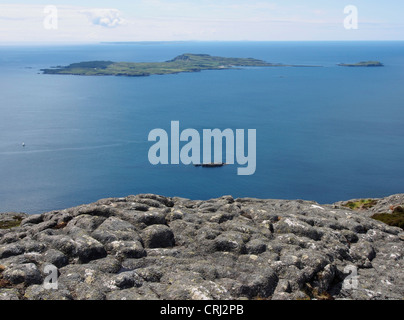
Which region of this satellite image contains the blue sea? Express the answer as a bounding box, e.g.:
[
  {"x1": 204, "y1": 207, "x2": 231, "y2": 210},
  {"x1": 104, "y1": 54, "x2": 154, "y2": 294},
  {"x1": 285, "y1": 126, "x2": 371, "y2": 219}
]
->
[{"x1": 1, "y1": 41, "x2": 404, "y2": 214}]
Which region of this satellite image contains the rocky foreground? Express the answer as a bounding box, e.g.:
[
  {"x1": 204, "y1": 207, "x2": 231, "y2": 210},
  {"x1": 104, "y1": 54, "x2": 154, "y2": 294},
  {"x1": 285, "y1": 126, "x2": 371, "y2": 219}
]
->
[{"x1": 1, "y1": 194, "x2": 403, "y2": 300}]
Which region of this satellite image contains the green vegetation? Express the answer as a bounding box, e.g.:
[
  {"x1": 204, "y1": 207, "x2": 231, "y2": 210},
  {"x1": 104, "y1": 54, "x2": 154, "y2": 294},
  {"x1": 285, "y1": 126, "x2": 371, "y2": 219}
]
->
[
  {"x1": 338, "y1": 61, "x2": 384, "y2": 67},
  {"x1": 0, "y1": 216, "x2": 23, "y2": 229},
  {"x1": 342, "y1": 199, "x2": 378, "y2": 210},
  {"x1": 41, "y1": 53, "x2": 303, "y2": 77},
  {"x1": 371, "y1": 206, "x2": 404, "y2": 230},
  {"x1": 342, "y1": 199, "x2": 404, "y2": 230}
]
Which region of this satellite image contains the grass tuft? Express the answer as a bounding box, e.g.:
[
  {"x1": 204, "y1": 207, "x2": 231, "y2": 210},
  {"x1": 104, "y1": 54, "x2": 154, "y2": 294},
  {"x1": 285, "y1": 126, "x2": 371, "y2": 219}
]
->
[
  {"x1": 343, "y1": 199, "x2": 378, "y2": 210},
  {"x1": 0, "y1": 216, "x2": 24, "y2": 229},
  {"x1": 371, "y1": 206, "x2": 404, "y2": 230}
]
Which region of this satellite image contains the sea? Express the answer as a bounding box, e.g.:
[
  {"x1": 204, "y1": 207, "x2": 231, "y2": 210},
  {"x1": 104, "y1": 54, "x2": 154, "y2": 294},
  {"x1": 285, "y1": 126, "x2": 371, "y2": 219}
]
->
[{"x1": 1, "y1": 41, "x2": 404, "y2": 214}]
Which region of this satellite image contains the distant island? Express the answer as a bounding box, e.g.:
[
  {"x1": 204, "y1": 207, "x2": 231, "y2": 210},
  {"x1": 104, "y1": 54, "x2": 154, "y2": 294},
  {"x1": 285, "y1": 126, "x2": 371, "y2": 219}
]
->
[
  {"x1": 41, "y1": 53, "x2": 320, "y2": 77},
  {"x1": 337, "y1": 61, "x2": 384, "y2": 67}
]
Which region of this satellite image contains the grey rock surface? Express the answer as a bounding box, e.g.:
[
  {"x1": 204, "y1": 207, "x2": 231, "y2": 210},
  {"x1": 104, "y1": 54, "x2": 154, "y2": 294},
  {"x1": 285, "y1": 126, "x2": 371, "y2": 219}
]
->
[{"x1": 0, "y1": 193, "x2": 403, "y2": 300}]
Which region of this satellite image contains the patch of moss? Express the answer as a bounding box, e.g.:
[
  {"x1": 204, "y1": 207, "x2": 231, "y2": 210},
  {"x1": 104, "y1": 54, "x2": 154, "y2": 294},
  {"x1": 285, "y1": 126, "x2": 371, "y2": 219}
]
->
[
  {"x1": 0, "y1": 265, "x2": 12, "y2": 289},
  {"x1": 343, "y1": 199, "x2": 378, "y2": 210},
  {"x1": 53, "y1": 221, "x2": 68, "y2": 230},
  {"x1": 371, "y1": 206, "x2": 404, "y2": 230},
  {"x1": 302, "y1": 283, "x2": 334, "y2": 301},
  {"x1": 0, "y1": 216, "x2": 23, "y2": 229},
  {"x1": 393, "y1": 206, "x2": 404, "y2": 214}
]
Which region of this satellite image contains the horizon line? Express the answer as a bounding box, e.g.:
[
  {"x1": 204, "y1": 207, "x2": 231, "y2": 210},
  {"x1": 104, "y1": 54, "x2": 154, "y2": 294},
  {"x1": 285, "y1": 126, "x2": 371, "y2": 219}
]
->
[{"x1": 1, "y1": 39, "x2": 404, "y2": 46}]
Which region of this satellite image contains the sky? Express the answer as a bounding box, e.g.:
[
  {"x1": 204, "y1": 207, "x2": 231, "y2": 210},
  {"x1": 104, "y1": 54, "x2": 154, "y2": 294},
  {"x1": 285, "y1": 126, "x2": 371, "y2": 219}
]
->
[{"x1": 0, "y1": 0, "x2": 403, "y2": 43}]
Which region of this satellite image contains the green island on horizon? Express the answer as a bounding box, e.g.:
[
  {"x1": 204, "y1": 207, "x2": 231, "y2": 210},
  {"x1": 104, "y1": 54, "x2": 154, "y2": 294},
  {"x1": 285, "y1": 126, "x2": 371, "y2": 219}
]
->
[
  {"x1": 40, "y1": 53, "x2": 322, "y2": 77},
  {"x1": 41, "y1": 54, "x2": 384, "y2": 77}
]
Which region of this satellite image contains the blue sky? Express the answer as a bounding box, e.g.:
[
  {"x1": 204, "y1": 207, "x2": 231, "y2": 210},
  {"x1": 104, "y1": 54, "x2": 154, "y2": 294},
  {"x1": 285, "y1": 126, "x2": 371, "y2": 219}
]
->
[{"x1": 0, "y1": 0, "x2": 403, "y2": 42}]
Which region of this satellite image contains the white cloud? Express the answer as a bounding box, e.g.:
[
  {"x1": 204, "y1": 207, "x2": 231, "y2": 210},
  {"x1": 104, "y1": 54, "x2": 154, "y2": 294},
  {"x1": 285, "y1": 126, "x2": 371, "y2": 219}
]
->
[
  {"x1": 0, "y1": 4, "x2": 129, "y2": 43},
  {"x1": 80, "y1": 8, "x2": 125, "y2": 28}
]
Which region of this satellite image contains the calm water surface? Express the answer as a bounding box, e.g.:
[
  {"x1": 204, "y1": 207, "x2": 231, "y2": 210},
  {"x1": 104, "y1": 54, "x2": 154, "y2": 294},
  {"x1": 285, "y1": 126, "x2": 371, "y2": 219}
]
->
[{"x1": 1, "y1": 41, "x2": 403, "y2": 213}]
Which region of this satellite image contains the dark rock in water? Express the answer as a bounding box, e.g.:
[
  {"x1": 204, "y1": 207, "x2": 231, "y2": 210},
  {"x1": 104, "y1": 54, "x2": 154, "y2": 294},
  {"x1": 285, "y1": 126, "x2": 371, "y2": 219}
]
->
[
  {"x1": 0, "y1": 193, "x2": 403, "y2": 300},
  {"x1": 194, "y1": 163, "x2": 226, "y2": 168}
]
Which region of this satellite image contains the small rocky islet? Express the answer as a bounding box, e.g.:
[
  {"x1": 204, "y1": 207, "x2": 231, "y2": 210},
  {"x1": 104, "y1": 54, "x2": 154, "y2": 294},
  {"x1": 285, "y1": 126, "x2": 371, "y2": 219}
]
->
[
  {"x1": 337, "y1": 61, "x2": 384, "y2": 67},
  {"x1": 0, "y1": 193, "x2": 403, "y2": 300}
]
